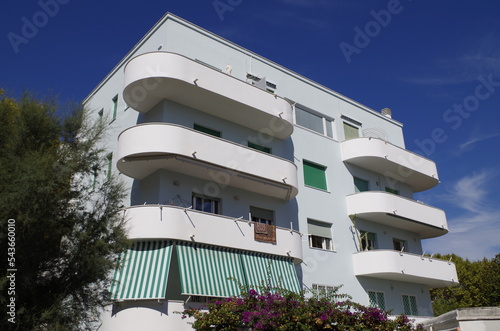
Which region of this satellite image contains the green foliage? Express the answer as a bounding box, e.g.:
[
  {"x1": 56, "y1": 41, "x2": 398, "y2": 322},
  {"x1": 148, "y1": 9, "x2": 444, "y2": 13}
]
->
[
  {"x1": 430, "y1": 253, "x2": 500, "y2": 316},
  {"x1": 0, "y1": 91, "x2": 129, "y2": 330},
  {"x1": 182, "y1": 285, "x2": 423, "y2": 331}
]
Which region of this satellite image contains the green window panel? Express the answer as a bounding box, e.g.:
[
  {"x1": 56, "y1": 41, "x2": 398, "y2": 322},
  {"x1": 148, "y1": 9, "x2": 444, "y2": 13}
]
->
[
  {"x1": 354, "y1": 177, "x2": 369, "y2": 192},
  {"x1": 303, "y1": 160, "x2": 327, "y2": 190},
  {"x1": 248, "y1": 141, "x2": 271, "y2": 154},
  {"x1": 194, "y1": 124, "x2": 221, "y2": 137}
]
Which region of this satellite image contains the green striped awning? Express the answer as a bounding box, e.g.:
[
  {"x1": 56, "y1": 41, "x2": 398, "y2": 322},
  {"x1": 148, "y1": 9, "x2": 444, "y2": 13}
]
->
[
  {"x1": 240, "y1": 252, "x2": 301, "y2": 293},
  {"x1": 176, "y1": 242, "x2": 245, "y2": 297},
  {"x1": 110, "y1": 241, "x2": 173, "y2": 300}
]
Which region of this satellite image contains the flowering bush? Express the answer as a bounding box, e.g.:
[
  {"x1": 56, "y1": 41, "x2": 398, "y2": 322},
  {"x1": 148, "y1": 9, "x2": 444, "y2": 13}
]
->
[{"x1": 182, "y1": 287, "x2": 423, "y2": 330}]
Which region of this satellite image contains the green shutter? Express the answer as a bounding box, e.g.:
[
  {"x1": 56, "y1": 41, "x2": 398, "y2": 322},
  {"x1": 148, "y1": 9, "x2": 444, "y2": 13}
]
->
[
  {"x1": 354, "y1": 177, "x2": 369, "y2": 192},
  {"x1": 307, "y1": 220, "x2": 332, "y2": 238},
  {"x1": 194, "y1": 124, "x2": 221, "y2": 137},
  {"x1": 303, "y1": 160, "x2": 327, "y2": 190},
  {"x1": 110, "y1": 241, "x2": 173, "y2": 300},
  {"x1": 385, "y1": 187, "x2": 400, "y2": 195},
  {"x1": 248, "y1": 142, "x2": 271, "y2": 154}
]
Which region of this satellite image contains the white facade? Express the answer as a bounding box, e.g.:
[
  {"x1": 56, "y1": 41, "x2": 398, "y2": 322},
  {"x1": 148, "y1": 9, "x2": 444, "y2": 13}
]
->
[{"x1": 83, "y1": 13, "x2": 458, "y2": 330}]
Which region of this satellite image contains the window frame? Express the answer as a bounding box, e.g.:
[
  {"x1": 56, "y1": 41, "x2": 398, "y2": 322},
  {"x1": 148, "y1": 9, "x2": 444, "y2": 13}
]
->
[
  {"x1": 393, "y1": 238, "x2": 406, "y2": 252},
  {"x1": 303, "y1": 160, "x2": 328, "y2": 191},
  {"x1": 248, "y1": 141, "x2": 271, "y2": 154},
  {"x1": 354, "y1": 177, "x2": 370, "y2": 193},
  {"x1": 294, "y1": 105, "x2": 334, "y2": 138},
  {"x1": 402, "y1": 294, "x2": 419, "y2": 316},
  {"x1": 192, "y1": 194, "x2": 221, "y2": 214},
  {"x1": 307, "y1": 219, "x2": 334, "y2": 251},
  {"x1": 360, "y1": 230, "x2": 377, "y2": 251},
  {"x1": 368, "y1": 290, "x2": 386, "y2": 311},
  {"x1": 343, "y1": 121, "x2": 360, "y2": 140},
  {"x1": 250, "y1": 206, "x2": 274, "y2": 225},
  {"x1": 193, "y1": 124, "x2": 221, "y2": 138},
  {"x1": 111, "y1": 95, "x2": 118, "y2": 122}
]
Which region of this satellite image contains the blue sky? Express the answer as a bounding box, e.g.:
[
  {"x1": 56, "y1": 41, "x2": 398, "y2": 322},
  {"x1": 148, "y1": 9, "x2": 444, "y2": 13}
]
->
[{"x1": 2, "y1": 0, "x2": 499, "y2": 261}]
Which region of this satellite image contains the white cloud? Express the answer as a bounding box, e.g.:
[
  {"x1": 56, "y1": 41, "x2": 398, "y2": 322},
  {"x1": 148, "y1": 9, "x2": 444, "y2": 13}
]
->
[
  {"x1": 422, "y1": 169, "x2": 499, "y2": 261},
  {"x1": 459, "y1": 132, "x2": 500, "y2": 153}
]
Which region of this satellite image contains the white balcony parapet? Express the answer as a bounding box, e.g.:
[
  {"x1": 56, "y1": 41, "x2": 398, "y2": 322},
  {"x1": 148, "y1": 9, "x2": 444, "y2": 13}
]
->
[
  {"x1": 347, "y1": 191, "x2": 448, "y2": 239},
  {"x1": 341, "y1": 137, "x2": 439, "y2": 192},
  {"x1": 124, "y1": 205, "x2": 303, "y2": 264},
  {"x1": 117, "y1": 123, "x2": 298, "y2": 200},
  {"x1": 353, "y1": 250, "x2": 458, "y2": 288},
  {"x1": 123, "y1": 52, "x2": 294, "y2": 139}
]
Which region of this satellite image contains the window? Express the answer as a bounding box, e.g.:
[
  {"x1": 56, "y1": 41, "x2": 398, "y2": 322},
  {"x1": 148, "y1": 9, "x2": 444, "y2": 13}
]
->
[
  {"x1": 106, "y1": 153, "x2": 113, "y2": 181},
  {"x1": 194, "y1": 124, "x2": 221, "y2": 137},
  {"x1": 308, "y1": 219, "x2": 333, "y2": 251},
  {"x1": 192, "y1": 194, "x2": 220, "y2": 214},
  {"x1": 111, "y1": 95, "x2": 118, "y2": 122},
  {"x1": 295, "y1": 106, "x2": 334, "y2": 138},
  {"x1": 303, "y1": 160, "x2": 327, "y2": 190},
  {"x1": 98, "y1": 108, "x2": 104, "y2": 122},
  {"x1": 368, "y1": 291, "x2": 386, "y2": 310},
  {"x1": 360, "y1": 231, "x2": 377, "y2": 251},
  {"x1": 393, "y1": 238, "x2": 406, "y2": 252},
  {"x1": 354, "y1": 177, "x2": 369, "y2": 193},
  {"x1": 250, "y1": 206, "x2": 274, "y2": 225},
  {"x1": 312, "y1": 284, "x2": 336, "y2": 295},
  {"x1": 248, "y1": 142, "x2": 271, "y2": 154},
  {"x1": 385, "y1": 187, "x2": 400, "y2": 195},
  {"x1": 402, "y1": 295, "x2": 418, "y2": 316},
  {"x1": 343, "y1": 122, "x2": 359, "y2": 140},
  {"x1": 325, "y1": 118, "x2": 334, "y2": 138}
]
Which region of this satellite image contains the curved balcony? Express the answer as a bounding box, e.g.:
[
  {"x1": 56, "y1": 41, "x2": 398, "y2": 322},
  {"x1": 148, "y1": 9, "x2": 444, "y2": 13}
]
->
[
  {"x1": 347, "y1": 192, "x2": 448, "y2": 239},
  {"x1": 341, "y1": 138, "x2": 439, "y2": 192},
  {"x1": 124, "y1": 205, "x2": 303, "y2": 263},
  {"x1": 117, "y1": 123, "x2": 298, "y2": 200},
  {"x1": 353, "y1": 250, "x2": 458, "y2": 288},
  {"x1": 123, "y1": 52, "x2": 293, "y2": 139}
]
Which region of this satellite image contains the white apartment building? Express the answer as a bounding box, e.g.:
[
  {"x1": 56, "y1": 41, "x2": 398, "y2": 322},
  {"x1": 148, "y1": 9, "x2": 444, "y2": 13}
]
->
[{"x1": 83, "y1": 13, "x2": 459, "y2": 330}]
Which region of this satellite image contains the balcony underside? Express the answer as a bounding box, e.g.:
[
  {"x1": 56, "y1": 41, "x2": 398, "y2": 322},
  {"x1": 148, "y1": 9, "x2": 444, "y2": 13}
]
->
[
  {"x1": 123, "y1": 52, "x2": 294, "y2": 139},
  {"x1": 117, "y1": 124, "x2": 298, "y2": 200},
  {"x1": 353, "y1": 250, "x2": 458, "y2": 288},
  {"x1": 347, "y1": 192, "x2": 448, "y2": 239},
  {"x1": 341, "y1": 138, "x2": 439, "y2": 192}
]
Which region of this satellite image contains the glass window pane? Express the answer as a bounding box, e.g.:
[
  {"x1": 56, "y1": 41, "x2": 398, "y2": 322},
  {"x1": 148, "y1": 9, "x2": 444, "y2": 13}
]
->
[
  {"x1": 325, "y1": 119, "x2": 333, "y2": 138},
  {"x1": 296, "y1": 107, "x2": 323, "y2": 134},
  {"x1": 343, "y1": 122, "x2": 359, "y2": 140},
  {"x1": 354, "y1": 177, "x2": 369, "y2": 192}
]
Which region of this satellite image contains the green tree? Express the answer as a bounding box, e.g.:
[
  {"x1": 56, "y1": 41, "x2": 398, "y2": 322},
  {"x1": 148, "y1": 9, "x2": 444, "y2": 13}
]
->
[
  {"x1": 430, "y1": 253, "x2": 500, "y2": 316},
  {"x1": 0, "y1": 90, "x2": 129, "y2": 330}
]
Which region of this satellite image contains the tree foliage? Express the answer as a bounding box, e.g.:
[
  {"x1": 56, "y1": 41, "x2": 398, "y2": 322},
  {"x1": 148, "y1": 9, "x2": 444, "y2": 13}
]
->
[
  {"x1": 182, "y1": 286, "x2": 423, "y2": 331},
  {"x1": 430, "y1": 253, "x2": 500, "y2": 316},
  {"x1": 0, "y1": 90, "x2": 129, "y2": 330}
]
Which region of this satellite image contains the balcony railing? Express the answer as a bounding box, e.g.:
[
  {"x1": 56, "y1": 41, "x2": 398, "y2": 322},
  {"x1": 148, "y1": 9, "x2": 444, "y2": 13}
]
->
[
  {"x1": 352, "y1": 249, "x2": 458, "y2": 288},
  {"x1": 123, "y1": 205, "x2": 303, "y2": 263},
  {"x1": 122, "y1": 52, "x2": 294, "y2": 139},
  {"x1": 117, "y1": 123, "x2": 298, "y2": 200},
  {"x1": 346, "y1": 191, "x2": 448, "y2": 238},
  {"x1": 341, "y1": 137, "x2": 439, "y2": 192}
]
